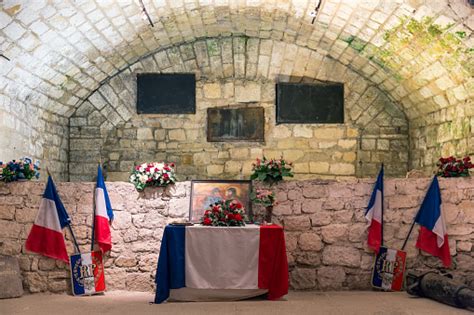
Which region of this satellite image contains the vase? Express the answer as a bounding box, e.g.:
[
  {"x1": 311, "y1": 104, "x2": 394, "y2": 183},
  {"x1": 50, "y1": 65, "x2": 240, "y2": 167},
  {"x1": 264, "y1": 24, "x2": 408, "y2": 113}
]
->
[{"x1": 264, "y1": 206, "x2": 273, "y2": 223}]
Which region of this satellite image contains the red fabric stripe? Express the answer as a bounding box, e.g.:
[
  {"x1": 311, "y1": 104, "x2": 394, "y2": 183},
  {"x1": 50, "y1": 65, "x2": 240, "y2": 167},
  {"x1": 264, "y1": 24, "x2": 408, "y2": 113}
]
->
[
  {"x1": 416, "y1": 226, "x2": 451, "y2": 267},
  {"x1": 95, "y1": 215, "x2": 112, "y2": 253},
  {"x1": 367, "y1": 219, "x2": 382, "y2": 253},
  {"x1": 258, "y1": 225, "x2": 289, "y2": 300},
  {"x1": 92, "y1": 251, "x2": 106, "y2": 292},
  {"x1": 25, "y1": 224, "x2": 69, "y2": 263},
  {"x1": 391, "y1": 250, "x2": 406, "y2": 291}
]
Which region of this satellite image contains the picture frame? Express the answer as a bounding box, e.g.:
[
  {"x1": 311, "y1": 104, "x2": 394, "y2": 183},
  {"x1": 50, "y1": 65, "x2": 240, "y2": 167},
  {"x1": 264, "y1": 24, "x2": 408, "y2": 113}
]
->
[{"x1": 189, "y1": 180, "x2": 253, "y2": 223}]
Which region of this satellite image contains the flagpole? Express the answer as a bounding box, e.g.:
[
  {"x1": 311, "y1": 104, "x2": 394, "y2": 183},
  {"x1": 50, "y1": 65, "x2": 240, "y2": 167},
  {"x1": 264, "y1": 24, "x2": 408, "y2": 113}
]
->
[
  {"x1": 46, "y1": 167, "x2": 81, "y2": 254},
  {"x1": 381, "y1": 163, "x2": 384, "y2": 248},
  {"x1": 401, "y1": 176, "x2": 435, "y2": 251},
  {"x1": 401, "y1": 217, "x2": 417, "y2": 251},
  {"x1": 90, "y1": 162, "x2": 100, "y2": 252}
]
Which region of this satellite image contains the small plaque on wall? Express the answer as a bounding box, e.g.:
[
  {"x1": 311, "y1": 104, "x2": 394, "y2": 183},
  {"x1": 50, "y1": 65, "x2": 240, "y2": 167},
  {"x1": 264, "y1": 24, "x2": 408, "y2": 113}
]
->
[{"x1": 207, "y1": 107, "x2": 264, "y2": 142}]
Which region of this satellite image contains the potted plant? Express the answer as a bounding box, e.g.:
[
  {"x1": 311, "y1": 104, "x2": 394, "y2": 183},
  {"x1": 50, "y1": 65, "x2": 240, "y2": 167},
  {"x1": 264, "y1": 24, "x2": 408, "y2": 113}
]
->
[
  {"x1": 250, "y1": 188, "x2": 277, "y2": 223},
  {"x1": 250, "y1": 156, "x2": 293, "y2": 186}
]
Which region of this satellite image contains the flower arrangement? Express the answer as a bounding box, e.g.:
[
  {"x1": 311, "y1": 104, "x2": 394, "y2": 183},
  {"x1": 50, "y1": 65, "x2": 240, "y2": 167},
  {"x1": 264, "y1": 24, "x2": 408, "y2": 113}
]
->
[
  {"x1": 250, "y1": 189, "x2": 277, "y2": 208},
  {"x1": 129, "y1": 162, "x2": 176, "y2": 191},
  {"x1": 201, "y1": 199, "x2": 247, "y2": 227},
  {"x1": 250, "y1": 157, "x2": 293, "y2": 185},
  {"x1": 436, "y1": 156, "x2": 473, "y2": 177},
  {"x1": 0, "y1": 158, "x2": 40, "y2": 182}
]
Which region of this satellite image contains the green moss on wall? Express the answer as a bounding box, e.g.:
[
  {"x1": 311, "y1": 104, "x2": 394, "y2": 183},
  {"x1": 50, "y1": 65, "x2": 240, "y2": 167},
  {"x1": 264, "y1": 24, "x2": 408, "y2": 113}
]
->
[{"x1": 340, "y1": 15, "x2": 472, "y2": 81}]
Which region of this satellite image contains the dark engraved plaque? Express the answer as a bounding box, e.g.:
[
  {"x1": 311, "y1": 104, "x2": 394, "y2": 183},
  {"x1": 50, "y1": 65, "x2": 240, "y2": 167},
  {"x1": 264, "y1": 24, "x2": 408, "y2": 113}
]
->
[
  {"x1": 276, "y1": 81, "x2": 344, "y2": 124},
  {"x1": 136, "y1": 73, "x2": 196, "y2": 114},
  {"x1": 207, "y1": 107, "x2": 264, "y2": 142}
]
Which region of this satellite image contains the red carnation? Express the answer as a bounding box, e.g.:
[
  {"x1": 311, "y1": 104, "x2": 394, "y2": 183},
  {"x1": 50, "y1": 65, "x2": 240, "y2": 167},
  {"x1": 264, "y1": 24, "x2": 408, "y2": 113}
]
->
[
  {"x1": 235, "y1": 202, "x2": 243, "y2": 209},
  {"x1": 234, "y1": 214, "x2": 242, "y2": 221},
  {"x1": 203, "y1": 217, "x2": 212, "y2": 225},
  {"x1": 227, "y1": 213, "x2": 235, "y2": 220}
]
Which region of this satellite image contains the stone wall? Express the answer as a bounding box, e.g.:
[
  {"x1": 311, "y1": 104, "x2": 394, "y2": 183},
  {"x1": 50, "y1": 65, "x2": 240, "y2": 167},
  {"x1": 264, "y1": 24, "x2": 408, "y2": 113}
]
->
[
  {"x1": 409, "y1": 99, "x2": 474, "y2": 173},
  {"x1": 0, "y1": 177, "x2": 473, "y2": 293},
  {"x1": 0, "y1": 89, "x2": 69, "y2": 180},
  {"x1": 69, "y1": 36, "x2": 409, "y2": 182}
]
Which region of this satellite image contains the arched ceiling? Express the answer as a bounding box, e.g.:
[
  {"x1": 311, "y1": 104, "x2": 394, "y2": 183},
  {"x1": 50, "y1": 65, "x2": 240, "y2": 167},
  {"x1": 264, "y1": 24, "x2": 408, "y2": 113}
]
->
[{"x1": 0, "y1": 0, "x2": 472, "y2": 122}]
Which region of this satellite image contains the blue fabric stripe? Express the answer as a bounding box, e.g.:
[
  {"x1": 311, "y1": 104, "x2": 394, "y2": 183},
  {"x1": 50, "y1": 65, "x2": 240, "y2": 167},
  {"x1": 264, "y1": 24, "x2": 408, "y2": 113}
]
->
[
  {"x1": 70, "y1": 253, "x2": 85, "y2": 295},
  {"x1": 365, "y1": 165, "x2": 384, "y2": 215},
  {"x1": 43, "y1": 176, "x2": 70, "y2": 228},
  {"x1": 97, "y1": 165, "x2": 114, "y2": 220},
  {"x1": 415, "y1": 176, "x2": 441, "y2": 230},
  {"x1": 371, "y1": 246, "x2": 387, "y2": 288},
  {"x1": 154, "y1": 225, "x2": 186, "y2": 304}
]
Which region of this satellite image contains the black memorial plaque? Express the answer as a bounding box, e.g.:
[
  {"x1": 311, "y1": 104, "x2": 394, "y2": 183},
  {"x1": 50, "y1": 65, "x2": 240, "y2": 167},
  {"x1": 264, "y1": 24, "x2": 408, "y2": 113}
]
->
[
  {"x1": 207, "y1": 107, "x2": 264, "y2": 142},
  {"x1": 276, "y1": 82, "x2": 344, "y2": 124},
  {"x1": 137, "y1": 73, "x2": 196, "y2": 114}
]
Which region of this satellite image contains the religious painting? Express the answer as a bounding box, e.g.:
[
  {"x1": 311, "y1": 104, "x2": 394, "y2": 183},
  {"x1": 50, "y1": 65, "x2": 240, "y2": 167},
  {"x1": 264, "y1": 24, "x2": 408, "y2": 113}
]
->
[
  {"x1": 207, "y1": 107, "x2": 264, "y2": 142},
  {"x1": 189, "y1": 180, "x2": 252, "y2": 223}
]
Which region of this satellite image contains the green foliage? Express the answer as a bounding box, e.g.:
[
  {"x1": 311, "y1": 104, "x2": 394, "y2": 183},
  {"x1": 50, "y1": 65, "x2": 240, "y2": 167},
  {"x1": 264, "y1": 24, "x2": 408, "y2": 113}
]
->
[{"x1": 250, "y1": 157, "x2": 294, "y2": 186}]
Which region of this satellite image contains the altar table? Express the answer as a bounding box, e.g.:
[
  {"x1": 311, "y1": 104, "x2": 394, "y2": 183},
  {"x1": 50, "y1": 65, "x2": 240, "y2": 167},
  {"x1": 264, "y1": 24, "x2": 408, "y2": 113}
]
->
[{"x1": 154, "y1": 224, "x2": 288, "y2": 303}]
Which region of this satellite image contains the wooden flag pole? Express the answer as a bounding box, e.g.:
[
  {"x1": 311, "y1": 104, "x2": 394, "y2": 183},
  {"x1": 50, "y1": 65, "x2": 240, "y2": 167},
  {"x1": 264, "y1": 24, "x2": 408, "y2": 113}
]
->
[{"x1": 46, "y1": 167, "x2": 81, "y2": 254}]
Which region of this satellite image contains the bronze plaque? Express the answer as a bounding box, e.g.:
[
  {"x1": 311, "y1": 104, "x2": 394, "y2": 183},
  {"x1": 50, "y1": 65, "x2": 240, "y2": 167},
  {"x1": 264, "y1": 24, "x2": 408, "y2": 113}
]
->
[{"x1": 207, "y1": 107, "x2": 264, "y2": 142}]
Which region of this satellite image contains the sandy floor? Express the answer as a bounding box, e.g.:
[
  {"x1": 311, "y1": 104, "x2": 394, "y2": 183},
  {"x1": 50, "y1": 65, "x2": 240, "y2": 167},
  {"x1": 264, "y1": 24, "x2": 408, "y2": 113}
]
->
[{"x1": 0, "y1": 291, "x2": 471, "y2": 315}]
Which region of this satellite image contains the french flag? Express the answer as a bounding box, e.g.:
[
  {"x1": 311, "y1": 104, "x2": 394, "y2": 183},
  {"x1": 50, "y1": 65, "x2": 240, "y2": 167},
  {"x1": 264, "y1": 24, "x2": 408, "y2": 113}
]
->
[
  {"x1": 415, "y1": 176, "x2": 451, "y2": 267},
  {"x1": 94, "y1": 165, "x2": 114, "y2": 253},
  {"x1": 25, "y1": 176, "x2": 71, "y2": 263},
  {"x1": 365, "y1": 165, "x2": 383, "y2": 253}
]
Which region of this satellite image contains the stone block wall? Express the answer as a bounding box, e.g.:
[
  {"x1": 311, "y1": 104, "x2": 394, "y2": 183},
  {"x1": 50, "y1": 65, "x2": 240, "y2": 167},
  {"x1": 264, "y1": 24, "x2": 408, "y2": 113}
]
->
[
  {"x1": 409, "y1": 99, "x2": 474, "y2": 173},
  {"x1": 69, "y1": 36, "x2": 409, "y2": 182},
  {"x1": 0, "y1": 177, "x2": 473, "y2": 293},
  {"x1": 0, "y1": 94, "x2": 69, "y2": 181}
]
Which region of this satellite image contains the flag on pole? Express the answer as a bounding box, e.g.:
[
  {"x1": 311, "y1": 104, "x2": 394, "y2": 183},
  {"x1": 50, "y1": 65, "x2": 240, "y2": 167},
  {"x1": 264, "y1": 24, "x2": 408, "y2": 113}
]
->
[
  {"x1": 415, "y1": 176, "x2": 451, "y2": 267},
  {"x1": 94, "y1": 165, "x2": 114, "y2": 253},
  {"x1": 25, "y1": 176, "x2": 71, "y2": 263},
  {"x1": 365, "y1": 165, "x2": 384, "y2": 253}
]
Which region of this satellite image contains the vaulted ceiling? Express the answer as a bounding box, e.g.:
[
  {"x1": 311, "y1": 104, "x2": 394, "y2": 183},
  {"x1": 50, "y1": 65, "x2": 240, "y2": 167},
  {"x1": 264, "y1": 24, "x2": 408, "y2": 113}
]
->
[{"x1": 0, "y1": 0, "x2": 472, "y2": 123}]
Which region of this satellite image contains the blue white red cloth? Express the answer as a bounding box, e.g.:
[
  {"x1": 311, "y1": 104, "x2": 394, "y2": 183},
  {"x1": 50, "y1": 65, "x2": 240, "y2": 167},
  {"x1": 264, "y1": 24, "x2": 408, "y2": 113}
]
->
[
  {"x1": 365, "y1": 165, "x2": 384, "y2": 253},
  {"x1": 415, "y1": 176, "x2": 451, "y2": 267},
  {"x1": 25, "y1": 176, "x2": 71, "y2": 263},
  {"x1": 94, "y1": 165, "x2": 114, "y2": 253},
  {"x1": 70, "y1": 251, "x2": 106, "y2": 295},
  {"x1": 154, "y1": 225, "x2": 288, "y2": 303},
  {"x1": 371, "y1": 246, "x2": 406, "y2": 291}
]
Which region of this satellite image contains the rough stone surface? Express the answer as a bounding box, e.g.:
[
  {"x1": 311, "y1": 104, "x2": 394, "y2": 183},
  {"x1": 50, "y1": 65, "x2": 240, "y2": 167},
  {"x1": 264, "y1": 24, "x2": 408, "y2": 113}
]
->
[
  {"x1": 0, "y1": 0, "x2": 471, "y2": 182},
  {"x1": 0, "y1": 255, "x2": 23, "y2": 298},
  {"x1": 1, "y1": 178, "x2": 473, "y2": 293}
]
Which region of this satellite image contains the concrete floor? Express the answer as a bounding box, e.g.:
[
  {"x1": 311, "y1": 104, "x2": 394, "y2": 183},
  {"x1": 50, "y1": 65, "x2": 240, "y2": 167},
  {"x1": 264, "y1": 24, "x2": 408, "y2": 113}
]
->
[{"x1": 0, "y1": 291, "x2": 471, "y2": 315}]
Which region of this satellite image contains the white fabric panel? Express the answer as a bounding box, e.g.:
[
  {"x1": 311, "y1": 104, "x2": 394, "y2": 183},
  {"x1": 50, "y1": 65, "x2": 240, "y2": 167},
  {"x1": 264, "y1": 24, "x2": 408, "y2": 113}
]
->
[
  {"x1": 81, "y1": 253, "x2": 95, "y2": 295},
  {"x1": 169, "y1": 288, "x2": 268, "y2": 302},
  {"x1": 433, "y1": 213, "x2": 446, "y2": 247},
  {"x1": 185, "y1": 225, "x2": 260, "y2": 289},
  {"x1": 381, "y1": 248, "x2": 396, "y2": 290},
  {"x1": 35, "y1": 199, "x2": 62, "y2": 232},
  {"x1": 95, "y1": 188, "x2": 108, "y2": 219},
  {"x1": 365, "y1": 190, "x2": 382, "y2": 223}
]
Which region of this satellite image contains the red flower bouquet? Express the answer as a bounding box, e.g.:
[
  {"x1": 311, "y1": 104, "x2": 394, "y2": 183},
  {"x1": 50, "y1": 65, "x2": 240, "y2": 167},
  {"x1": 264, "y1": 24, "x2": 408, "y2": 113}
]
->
[
  {"x1": 201, "y1": 199, "x2": 247, "y2": 227},
  {"x1": 436, "y1": 156, "x2": 473, "y2": 177}
]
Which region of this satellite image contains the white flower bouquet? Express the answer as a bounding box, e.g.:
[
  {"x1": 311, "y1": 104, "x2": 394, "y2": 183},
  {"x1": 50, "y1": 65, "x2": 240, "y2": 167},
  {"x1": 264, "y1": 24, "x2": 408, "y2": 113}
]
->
[{"x1": 129, "y1": 162, "x2": 176, "y2": 191}]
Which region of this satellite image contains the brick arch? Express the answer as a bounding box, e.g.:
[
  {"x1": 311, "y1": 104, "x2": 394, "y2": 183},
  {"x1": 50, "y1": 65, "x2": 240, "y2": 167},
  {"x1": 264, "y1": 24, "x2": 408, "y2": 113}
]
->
[{"x1": 70, "y1": 36, "x2": 409, "y2": 181}]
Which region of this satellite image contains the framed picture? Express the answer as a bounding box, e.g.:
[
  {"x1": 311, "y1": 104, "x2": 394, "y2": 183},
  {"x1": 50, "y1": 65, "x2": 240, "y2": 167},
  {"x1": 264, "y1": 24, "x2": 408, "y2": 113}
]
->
[
  {"x1": 207, "y1": 107, "x2": 265, "y2": 142},
  {"x1": 189, "y1": 180, "x2": 253, "y2": 223}
]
